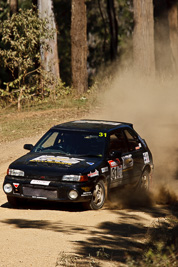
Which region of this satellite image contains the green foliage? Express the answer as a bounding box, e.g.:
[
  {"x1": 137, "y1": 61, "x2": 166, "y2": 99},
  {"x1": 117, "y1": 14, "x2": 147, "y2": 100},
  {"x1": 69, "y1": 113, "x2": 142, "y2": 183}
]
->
[
  {"x1": 18, "y1": 0, "x2": 33, "y2": 10},
  {"x1": 0, "y1": 69, "x2": 71, "y2": 108},
  {"x1": 127, "y1": 243, "x2": 177, "y2": 267},
  {"x1": 0, "y1": 0, "x2": 9, "y2": 21},
  {"x1": 117, "y1": 0, "x2": 133, "y2": 45},
  {"x1": 127, "y1": 215, "x2": 178, "y2": 267},
  {"x1": 0, "y1": 8, "x2": 53, "y2": 77},
  {"x1": 0, "y1": 0, "x2": 134, "y2": 104},
  {"x1": 0, "y1": 7, "x2": 57, "y2": 109}
]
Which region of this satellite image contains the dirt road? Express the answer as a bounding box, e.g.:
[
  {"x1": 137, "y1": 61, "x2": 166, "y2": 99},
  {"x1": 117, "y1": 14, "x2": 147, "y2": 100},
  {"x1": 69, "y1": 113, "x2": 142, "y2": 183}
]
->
[{"x1": 0, "y1": 137, "x2": 177, "y2": 267}]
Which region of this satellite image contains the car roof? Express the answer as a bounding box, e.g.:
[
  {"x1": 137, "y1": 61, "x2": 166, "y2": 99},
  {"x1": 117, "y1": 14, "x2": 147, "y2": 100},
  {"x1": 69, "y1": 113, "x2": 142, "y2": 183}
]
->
[{"x1": 52, "y1": 119, "x2": 133, "y2": 132}]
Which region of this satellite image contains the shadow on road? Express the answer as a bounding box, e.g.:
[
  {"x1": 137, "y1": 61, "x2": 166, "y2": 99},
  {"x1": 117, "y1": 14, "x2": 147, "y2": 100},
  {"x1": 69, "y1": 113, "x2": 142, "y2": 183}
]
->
[
  {"x1": 1, "y1": 199, "x2": 85, "y2": 212},
  {"x1": 1, "y1": 201, "x2": 178, "y2": 265},
  {"x1": 75, "y1": 204, "x2": 178, "y2": 264},
  {"x1": 1, "y1": 186, "x2": 178, "y2": 265}
]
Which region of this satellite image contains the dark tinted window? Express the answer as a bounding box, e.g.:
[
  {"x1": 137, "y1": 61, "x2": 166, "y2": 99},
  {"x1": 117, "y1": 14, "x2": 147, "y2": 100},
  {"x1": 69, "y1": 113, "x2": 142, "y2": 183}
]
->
[
  {"x1": 33, "y1": 130, "x2": 106, "y2": 157},
  {"x1": 124, "y1": 129, "x2": 140, "y2": 152},
  {"x1": 109, "y1": 130, "x2": 128, "y2": 153}
]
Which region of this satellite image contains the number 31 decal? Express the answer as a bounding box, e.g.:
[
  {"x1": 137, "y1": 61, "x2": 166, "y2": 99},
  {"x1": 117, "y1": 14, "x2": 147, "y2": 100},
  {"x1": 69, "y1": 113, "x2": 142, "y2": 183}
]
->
[{"x1": 99, "y1": 132, "x2": 107, "y2": 137}]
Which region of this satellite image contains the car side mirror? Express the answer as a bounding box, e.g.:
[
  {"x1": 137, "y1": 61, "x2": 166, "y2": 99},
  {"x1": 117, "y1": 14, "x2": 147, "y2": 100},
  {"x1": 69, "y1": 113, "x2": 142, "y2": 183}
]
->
[
  {"x1": 24, "y1": 144, "x2": 34, "y2": 151},
  {"x1": 109, "y1": 150, "x2": 122, "y2": 159}
]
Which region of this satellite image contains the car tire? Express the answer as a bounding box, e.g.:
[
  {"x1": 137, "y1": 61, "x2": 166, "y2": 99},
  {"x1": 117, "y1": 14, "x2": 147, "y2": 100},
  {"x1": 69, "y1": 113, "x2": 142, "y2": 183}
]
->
[
  {"x1": 138, "y1": 169, "x2": 150, "y2": 191},
  {"x1": 7, "y1": 196, "x2": 19, "y2": 208},
  {"x1": 84, "y1": 180, "x2": 106, "y2": 210}
]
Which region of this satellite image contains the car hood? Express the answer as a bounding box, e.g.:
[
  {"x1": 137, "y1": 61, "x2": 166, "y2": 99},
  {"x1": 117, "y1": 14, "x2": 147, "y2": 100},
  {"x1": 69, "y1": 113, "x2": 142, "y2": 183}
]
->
[{"x1": 9, "y1": 152, "x2": 103, "y2": 178}]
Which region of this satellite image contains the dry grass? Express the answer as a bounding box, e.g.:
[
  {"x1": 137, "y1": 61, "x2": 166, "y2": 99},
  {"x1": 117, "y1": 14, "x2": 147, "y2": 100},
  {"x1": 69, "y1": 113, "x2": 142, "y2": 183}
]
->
[{"x1": 0, "y1": 98, "x2": 96, "y2": 143}]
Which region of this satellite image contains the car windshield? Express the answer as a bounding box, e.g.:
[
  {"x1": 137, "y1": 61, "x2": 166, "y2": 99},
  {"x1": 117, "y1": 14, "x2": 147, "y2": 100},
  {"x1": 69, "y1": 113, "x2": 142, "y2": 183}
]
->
[{"x1": 33, "y1": 130, "x2": 106, "y2": 158}]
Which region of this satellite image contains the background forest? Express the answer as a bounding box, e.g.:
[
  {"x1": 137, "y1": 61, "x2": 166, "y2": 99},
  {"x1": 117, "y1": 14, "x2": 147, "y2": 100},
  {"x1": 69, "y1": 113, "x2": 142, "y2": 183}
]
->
[
  {"x1": 0, "y1": 0, "x2": 178, "y2": 110},
  {"x1": 0, "y1": 2, "x2": 178, "y2": 266}
]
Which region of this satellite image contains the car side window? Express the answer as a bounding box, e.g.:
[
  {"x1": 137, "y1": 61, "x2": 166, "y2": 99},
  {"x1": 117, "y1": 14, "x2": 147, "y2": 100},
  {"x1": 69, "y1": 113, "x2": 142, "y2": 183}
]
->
[
  {"x1": 124, "y1": 129, "x2": 141, "y2": 152},
  {"x1": 109, "y1": 130, "x2": 128, "y2": 153}
]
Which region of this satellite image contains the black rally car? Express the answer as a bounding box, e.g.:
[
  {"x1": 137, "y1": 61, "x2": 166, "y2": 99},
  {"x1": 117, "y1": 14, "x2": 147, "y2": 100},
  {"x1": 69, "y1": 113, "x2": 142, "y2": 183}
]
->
[{"x1": 3, "y1": 120, "x2": 153, "y2": 210}]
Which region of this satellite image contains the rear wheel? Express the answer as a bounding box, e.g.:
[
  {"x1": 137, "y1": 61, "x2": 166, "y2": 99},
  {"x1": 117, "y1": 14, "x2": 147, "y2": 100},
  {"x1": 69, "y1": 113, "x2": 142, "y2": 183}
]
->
[
  {"x1": 84, "y1": 180, "x2": 106, "y2": 210},
  {"x1": 139, "y1": 170, "x2": 150, "y2": 191}
]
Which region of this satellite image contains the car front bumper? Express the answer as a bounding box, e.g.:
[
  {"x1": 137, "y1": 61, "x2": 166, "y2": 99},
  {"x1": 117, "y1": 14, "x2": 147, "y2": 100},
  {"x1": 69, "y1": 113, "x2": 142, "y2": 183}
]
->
[{"x1": 3, "y1": 176, "x2": 94, "y2": 203}]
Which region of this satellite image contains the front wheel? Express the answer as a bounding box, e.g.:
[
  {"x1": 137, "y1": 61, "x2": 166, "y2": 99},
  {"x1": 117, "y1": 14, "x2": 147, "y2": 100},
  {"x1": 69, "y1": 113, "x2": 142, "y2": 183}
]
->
[{"x1": 84, "y1": 180, "x2": 106, "y2": 210}]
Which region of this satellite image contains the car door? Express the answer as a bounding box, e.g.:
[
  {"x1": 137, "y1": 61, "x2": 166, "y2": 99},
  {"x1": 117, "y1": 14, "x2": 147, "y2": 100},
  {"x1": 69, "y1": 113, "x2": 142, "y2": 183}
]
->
[
  {"x1": 123, "y1": 128, "x2": 144, "y2": 183},
  {"x1": 107, "y1": 129, "x2": 134, "y2": 188}
]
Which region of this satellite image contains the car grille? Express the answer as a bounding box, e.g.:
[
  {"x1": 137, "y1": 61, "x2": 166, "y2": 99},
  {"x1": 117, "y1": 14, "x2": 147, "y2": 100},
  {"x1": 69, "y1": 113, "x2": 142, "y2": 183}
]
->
[{"x1": 22, "y1": 186, "x2": 58, "y2": 199}]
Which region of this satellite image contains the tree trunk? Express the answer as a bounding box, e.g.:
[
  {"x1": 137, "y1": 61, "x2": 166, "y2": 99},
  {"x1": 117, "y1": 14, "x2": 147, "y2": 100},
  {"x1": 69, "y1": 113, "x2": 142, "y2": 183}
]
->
[
  {"x1": 133, "y1": 0, "x2": 155, "y2": 75},
  {"x1": 38, "y1": 0, "x2": 60, "y2": 78},
  {"x1": 9, "y1": 0, "x2": 18, "y2": 15},
  {"x1": 168, "y1": 2, "x2": 178, "y2": 73},
  {"x1": 98, "y1": 0, "x2": 107, "y2": 58},
  {"x1": 154, "y1": 0, "x2": 173, "y2": 74},
  {"x1": 107, "y1": 0, "x2": 118, "y2": 61},
  {"x1": 71, "y1": 0, "x2": 88, "y2": 94}
]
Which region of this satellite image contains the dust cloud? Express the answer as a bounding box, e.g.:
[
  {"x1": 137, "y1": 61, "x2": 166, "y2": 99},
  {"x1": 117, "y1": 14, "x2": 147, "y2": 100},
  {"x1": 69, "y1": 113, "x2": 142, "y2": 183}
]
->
[
  {"x1": 107, "y1": 187, "x2": 155, "y2": 209},
  {"x1": 94, "y1": 69, "x2": 178, "y2": 207}
]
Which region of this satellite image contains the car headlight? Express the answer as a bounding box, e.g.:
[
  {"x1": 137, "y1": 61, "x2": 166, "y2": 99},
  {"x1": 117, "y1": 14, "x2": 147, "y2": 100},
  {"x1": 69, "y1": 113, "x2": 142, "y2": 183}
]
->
[
  {"x1": 7, "y1": 169, "x2": 24, "y2": 177},
  {"x1": 68, "y1": 190, "x2": 78, "y2": 200},
  {"x1": 62, "y1": 175, "x2": 88, "y2": 182},
  {"x1": 4, "y1": 183, "x2": 13, "y2": 193}
]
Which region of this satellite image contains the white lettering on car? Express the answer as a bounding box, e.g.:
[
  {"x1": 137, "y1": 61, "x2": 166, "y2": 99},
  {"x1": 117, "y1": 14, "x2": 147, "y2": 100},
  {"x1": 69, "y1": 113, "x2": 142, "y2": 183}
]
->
[
  {"x1": 101, "y1": 167, "x2": 109, "y2": 173},
  {"x1": 81, "y1": 192, "x2": 92, "y2": 196},
  {"x1": 87, "y1": 170, "x2": 99, "y2": 177},
  {"x1": 143, "y1": 152, "x2": 150, "y2": 164},
  {"x1": 30, "y1": 180, "x2": 50, "y2": 186},
  {"x1": 108, "y1": 160, "x2": 123, "y2": 180},
  {"x1": 30, "y1": 155, "x2": 85, "y2": 165}
]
